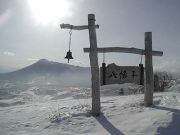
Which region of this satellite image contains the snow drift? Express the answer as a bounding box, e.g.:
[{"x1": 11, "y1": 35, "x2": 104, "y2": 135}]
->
[{"x1": 0, "y1": 72, "x2": 180, "y2": 134}]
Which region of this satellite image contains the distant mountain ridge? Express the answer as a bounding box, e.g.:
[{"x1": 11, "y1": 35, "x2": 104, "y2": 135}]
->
[
  {"x1": 0, "y1": 59, "x2": 90, "y2": 85},
  {"x1": 7, "y1": 59, "x2": 89, "y2": 74}
]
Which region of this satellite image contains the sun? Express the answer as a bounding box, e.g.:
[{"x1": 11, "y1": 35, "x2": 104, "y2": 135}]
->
[{"x1": 27, "y1": 0, "x2": 72, "y2": 25}]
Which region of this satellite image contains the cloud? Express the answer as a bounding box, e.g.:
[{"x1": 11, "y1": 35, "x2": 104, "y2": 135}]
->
[
  {"x1": 0, "y1": 9, "x2": 12, "y2": 28},
  {"x1": 3, "y1": 51, "x2": 15, "y2": 56},
  {"x1": 154, "y1": 59, "x2": 180, "y2": 74},
  {"x1": 27, "y1": 58, "x2": 39, "y2": 61}
]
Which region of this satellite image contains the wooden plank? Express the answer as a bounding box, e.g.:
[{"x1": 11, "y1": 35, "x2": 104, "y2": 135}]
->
[
  {"x1": 102, "y1": 63, "x2": 141, "y2": 85},
  {"x1": 88, "y1": 14, "x2": 100, "y2": 116},
  {"x1": 144, "y1": 32, "x2": 154, "y2": 107},
  {"x1": 60, "y1": 23, "x2": 99, "y2": 30},
  {"x1": 83, "y1": 47, "x2": 163, "y2": 56}
]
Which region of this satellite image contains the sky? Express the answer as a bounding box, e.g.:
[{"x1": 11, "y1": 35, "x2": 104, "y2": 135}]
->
[{"x1": 0, "y1": 0, "x2": 180, "y2": 73}]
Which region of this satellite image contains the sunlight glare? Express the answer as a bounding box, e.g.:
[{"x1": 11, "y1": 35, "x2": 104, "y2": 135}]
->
[{"x1": 28, "y1": 0, "x2": 72, "y2": 25}]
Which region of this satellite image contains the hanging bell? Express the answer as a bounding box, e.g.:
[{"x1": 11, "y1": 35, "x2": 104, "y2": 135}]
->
[{"x1": 65, "y1": 50, "x2": 73, "y2": 63}]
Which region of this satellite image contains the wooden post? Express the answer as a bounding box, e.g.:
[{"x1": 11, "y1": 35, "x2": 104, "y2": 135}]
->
[
  {"x1": 88, "y1": 14, "x2": 100, "y2": 116},
  {"x1": 144, "y1": 32, "x2": 154, "y2": 107},
  {"x1": 139, "y1": 64, "x2": 144, "y2": 85},
  {"x1": 102, "y1": 63, "x2": 106, "y2": 85}
]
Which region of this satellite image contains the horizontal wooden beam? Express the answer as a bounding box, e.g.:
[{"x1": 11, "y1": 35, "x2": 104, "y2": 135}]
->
[
  {"x1": 83, "y1": 47, "x2": 163, "y2": 56},
  {"x1": 60, "y1": 23, "x2": 99, "y2": 30}
]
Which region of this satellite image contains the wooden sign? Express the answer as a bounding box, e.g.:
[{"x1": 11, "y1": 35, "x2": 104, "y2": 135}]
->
[{"x1": 100, "y1": 63, "x2": 143, "y2": 85}]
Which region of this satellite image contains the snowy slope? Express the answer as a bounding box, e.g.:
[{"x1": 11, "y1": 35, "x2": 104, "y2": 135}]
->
[
  {"x1": 0, "y1": 59, "x2": 91, "y2": 87},
  {"x1": 0, "y1": 82, "x2": 180, "y2": 135}
]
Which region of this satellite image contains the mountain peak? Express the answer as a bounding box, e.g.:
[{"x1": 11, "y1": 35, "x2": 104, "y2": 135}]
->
[
  {"x1": 37, "y1": 59, "x2": 49, "y2": 63},
  {"x1": 0, "y1": 58, "x2": 90, "y2": 85}
]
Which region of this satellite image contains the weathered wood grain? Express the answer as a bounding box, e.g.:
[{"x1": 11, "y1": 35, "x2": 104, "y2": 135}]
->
[
  {"x1": 60, "y1": 23, "x2": 99, "y2": 30},
  {"x1": 144, "y1": 32, "x2": 154, "y2": 107},
  {"x1": 88, "y1": 14, "x2": 100, "y2": 116},
  {"x1": 84, "y1": 47, "x2": 163, "y2": 56}
]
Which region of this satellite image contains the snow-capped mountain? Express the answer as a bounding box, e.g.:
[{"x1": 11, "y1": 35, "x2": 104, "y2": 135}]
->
[{"x1": 0, "y1": 59, "x2": 91, "y2": 86}]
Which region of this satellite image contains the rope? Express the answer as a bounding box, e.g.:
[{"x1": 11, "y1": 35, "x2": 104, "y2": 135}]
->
[{"x1": 68, "y1": 29, "x2": 72, "y2": 51}]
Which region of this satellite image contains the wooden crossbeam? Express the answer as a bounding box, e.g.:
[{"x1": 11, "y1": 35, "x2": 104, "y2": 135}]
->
[
  {"x1": 83, "y1": 47, "x2": 163, "y2": 56},
  {"x1": 60, "y1": 23, "x2": 99, "y2": 30}
]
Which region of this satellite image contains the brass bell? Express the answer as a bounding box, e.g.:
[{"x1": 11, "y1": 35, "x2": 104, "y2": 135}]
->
[{"x1": 65, "y1": 50, "x2": 73, "y2": 63}]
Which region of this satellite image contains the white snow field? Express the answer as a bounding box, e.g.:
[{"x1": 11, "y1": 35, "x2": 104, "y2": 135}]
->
[{"x1": 0, "y1": 80, "x2": 180, "y2": 135}]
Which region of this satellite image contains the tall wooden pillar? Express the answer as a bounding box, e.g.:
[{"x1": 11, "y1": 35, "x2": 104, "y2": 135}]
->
[
  {"x1": 144, "y1": 32, "x2": 154, "y2": 107},
  {"x1": 88, "y1": 14, "x2": 100, "y2": 116}
]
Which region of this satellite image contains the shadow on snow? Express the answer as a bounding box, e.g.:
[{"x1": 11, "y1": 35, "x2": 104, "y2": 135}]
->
[
  {"x1": 153, "y1": 106, "x2": 180, "y2": 135},
  {"x1": 95, "y1": 114, "x2": 124, "y2": 135}
]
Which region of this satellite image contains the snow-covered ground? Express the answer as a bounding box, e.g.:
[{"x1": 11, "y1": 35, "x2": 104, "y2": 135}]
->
[{"x1": 0, "y1": 80, "x2": 180, "y2": 135}]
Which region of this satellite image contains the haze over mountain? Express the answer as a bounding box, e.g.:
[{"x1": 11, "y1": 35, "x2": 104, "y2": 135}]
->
[{"x1": 0, "y1": 59, "x2": 91, "y2": 86}]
